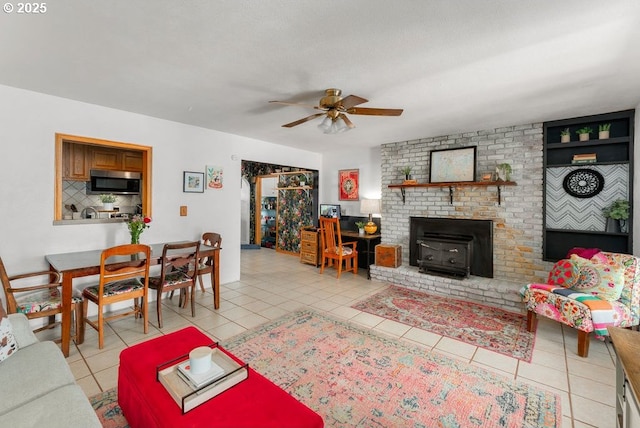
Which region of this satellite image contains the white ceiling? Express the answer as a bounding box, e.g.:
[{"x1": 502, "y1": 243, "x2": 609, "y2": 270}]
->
[{"x1": 2, "y1": 0, "x2": 640, "y2": 153}]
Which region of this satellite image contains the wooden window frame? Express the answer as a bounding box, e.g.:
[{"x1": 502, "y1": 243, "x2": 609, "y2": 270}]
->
[{"x1": 54, "y1": 133, "x2": 152, "y2": 221}]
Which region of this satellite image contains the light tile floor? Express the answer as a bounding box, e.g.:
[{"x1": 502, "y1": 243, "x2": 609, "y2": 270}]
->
[{"x1": 44, "y1": 248, "x2": 618, "y2": 428}]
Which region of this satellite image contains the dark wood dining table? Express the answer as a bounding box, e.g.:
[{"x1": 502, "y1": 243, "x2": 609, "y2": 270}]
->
[
  {"x1": 45, "y1": 242, "x2": 220, "y2": 357},
  {"x1": 340, "y1": 230, "x2": 381, "y2": 279}
]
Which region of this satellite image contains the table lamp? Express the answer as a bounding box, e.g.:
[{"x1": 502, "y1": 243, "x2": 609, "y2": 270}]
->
[{"x1": 360, "y1": 199, "x2": 381, "y2": 234}]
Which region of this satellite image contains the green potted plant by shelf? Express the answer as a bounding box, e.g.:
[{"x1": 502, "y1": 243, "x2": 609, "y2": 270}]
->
[
  {"x1": 400, "y1": 166, "x2": 414, "y2": 183},
  {"x1": 602, "y1": 199, "x2": 630, "y2": 233},
  {"x1": 99, "y1": 193, "x2": 117, "y2": 211},
  {"x1": 355, "y1": 221, "x2": 366, "y2": 236},
  {"x1": 576, "y1": 126, "x2": 593, "y2": 142},
  {"x1": 598, "y1": 123, "x2": 611, "y2": 139},
  {"x1": 560, "y1": 127, "x2": 571, "y2": 143},
  {"x1": 495, "y1": 163, "x2": 512, "y2": 181}
]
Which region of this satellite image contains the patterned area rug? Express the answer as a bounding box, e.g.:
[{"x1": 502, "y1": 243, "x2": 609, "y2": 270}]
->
[
  {"x1": 91, "y1": 309, "x2": 556, "y2": 427},
  {"x1": 90, "y1": 388, "x2": 128, "y2": 428},
  {"x1": 352, "y1": 285, "x2": 536, "y2": 361},
  {"x1": 224, "y1": 309, "x2": 559, "y2": 427}
]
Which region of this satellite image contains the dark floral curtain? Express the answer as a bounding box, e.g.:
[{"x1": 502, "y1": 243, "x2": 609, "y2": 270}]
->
[{"x1": 277, "y1": 188, "x2": 313, "y2": 253}]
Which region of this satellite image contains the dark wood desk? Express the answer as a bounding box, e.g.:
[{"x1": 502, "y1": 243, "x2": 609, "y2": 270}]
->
[
  {"x1": 46, "y1": 242, "x2": 220, "y2": 357},
  {"x1": 340, "y1": 231, "x2": 381, "y2": 279}
]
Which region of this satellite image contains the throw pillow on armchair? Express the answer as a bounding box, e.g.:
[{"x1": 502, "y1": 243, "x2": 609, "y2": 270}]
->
[
  {"x1": 547, "y1": 259, "x2": 577, "y2": 287},
  {"x1": 568, "y1": 254, "x2": 626, "y2": 301}
]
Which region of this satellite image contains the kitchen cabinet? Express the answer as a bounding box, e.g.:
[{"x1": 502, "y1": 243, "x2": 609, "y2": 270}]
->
[
  {"x1": 91, "y1": 147, "x2": 121, "y2": 170},
  {"x1": 122, "y1": 151, "x2": 144, "y2": 172},
  {"x1": 62, "y1": 143, "x2": 144, "y2": 177},
  {"x1": 543, "y1": 110, "x2": 634, "y2": 261},
  {"x1": 90, "y1": 147, "x2": 143, "y2": 172},
  {"x1": 62, "y1": 142, "x2": 89, "y2": 181}
]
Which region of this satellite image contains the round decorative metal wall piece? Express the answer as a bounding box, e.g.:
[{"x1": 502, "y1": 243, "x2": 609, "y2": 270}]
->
[{"x1": 562, "y1": 168, "x2": 604, "y2": 198}]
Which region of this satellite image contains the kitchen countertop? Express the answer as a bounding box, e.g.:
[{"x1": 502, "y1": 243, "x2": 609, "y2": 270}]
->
[{"x1": 54, "y1": 218, "x2": 128, "y2": 226}]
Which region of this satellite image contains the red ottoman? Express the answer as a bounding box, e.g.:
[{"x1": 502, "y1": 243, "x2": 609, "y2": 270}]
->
[{"x1": 118, "y1": 327, "x2": 323, "y2": 428}]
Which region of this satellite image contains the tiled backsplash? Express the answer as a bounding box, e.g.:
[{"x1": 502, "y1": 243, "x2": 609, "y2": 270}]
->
[{"x1": 62, "y1": 180, "x2": 141, "y2": 216}]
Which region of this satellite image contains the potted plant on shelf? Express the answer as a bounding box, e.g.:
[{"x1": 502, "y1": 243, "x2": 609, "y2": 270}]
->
[
  {"x1": 598, "y1": 123, "x2": 611, "y2": 139},
  {"x1": 99, "y1": 193, "x2": 117, "y2": 211},
  {"x1": 576, "y1": 126, "x2": 593, "y2": 142},
  {"x1": 355, "y1": 221, "x2": 366, "y2": 236},
  {"x1": 400, "y1": 166, "x2": 413, "y2": 183},
  {"x1": 495, "y1": 163, "x2": 512, "y2": 181},
  {"x1": 560, "y1": 128, "x2": 571, "y2": 143},
  {"x1": 602, "y1": 199, "x2": 630, "y2": 233}
]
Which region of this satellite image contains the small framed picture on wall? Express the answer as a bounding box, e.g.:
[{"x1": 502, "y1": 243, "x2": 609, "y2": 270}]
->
[
  {"x1": 183, "y1": 171, "x2": 204, "y2": 193},
  {"x1": 338, "y1": 169, "x2": 359, "y2": 201}
]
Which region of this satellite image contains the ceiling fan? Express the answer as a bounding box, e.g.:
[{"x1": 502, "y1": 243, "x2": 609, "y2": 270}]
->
[{"x1": 269, "y1": 88, "x2": 403, "y2": 133}]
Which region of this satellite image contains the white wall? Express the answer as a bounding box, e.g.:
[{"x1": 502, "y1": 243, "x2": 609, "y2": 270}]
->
[
  {"x1": 0, "y1": 85, "x2": 322, "y2": 300},
  {"x1": 635, "y1": 101, "x2": 640, "y2": 255},
  {"x1": 320, "y1": 146, "x2": 381, "y2": 217}
]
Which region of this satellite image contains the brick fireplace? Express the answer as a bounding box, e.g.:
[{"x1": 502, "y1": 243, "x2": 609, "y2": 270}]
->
[{"x1": 371, "y1": 122, "x2": 551, "y2": 313}]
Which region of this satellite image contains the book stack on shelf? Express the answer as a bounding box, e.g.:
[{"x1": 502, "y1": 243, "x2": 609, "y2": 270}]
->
[{"x1": 572, "y1": 153, "x2": 597, "y2": 164}]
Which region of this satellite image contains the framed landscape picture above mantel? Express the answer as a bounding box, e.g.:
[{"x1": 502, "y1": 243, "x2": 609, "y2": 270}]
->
[
  {"x1": 338, "y1": 169, "x2": 359, "y2": 201},
  {"x1": 429, "y1": 146, "x2": 477, "y2": 183}
]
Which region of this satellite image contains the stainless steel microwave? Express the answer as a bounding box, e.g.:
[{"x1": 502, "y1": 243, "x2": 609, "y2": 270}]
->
[{"x1": 86, "y1": 170, "x2": 141, "y2": 195}]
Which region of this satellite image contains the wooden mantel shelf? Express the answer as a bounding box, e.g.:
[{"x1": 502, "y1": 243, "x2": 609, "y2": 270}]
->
[{"x1": 388, "y1": 181, "x2": 517, "y2": 205}]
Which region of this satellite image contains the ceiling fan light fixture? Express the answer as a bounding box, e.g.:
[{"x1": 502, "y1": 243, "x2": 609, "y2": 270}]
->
[
  {"x1": 317, "y1": 116, "x2": 332, "y2": 132},
  {"x1": 334, "y1": 116, "x2": 349, "y2": 133},
  {"x1": 272, "y1": 88, "x2": 401, "y2": 132},
  {"x1": 321, "y1": 116, "x2": 350, "y2": 134}
]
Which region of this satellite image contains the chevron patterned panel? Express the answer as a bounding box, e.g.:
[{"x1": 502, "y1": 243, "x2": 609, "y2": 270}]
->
[{"x1": 546, "y1": 164, "x2": 628, "y2": 231}]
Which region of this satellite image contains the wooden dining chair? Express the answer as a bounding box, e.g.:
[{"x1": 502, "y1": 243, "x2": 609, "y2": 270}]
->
[
  {"x1": 197, "y1": 232, "x2": 222, "y2": 293},
  {"x1": 318, "y1": 217, "x2": 358, "y2": 278},
  {"x1": 148, "y1": 241, "x2": 200, "y2": 328},
  {"x1": 0, "y1": 256, "x2": 83, "y2": 343},
  {"x1": 81, "y1": 244, "x2": 151, "y2": 349}
]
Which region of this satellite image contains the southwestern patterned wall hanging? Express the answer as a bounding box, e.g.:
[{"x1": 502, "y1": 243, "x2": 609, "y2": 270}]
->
[{"x1": 339, "y1": 169, "x2": 359, "y2": 201}]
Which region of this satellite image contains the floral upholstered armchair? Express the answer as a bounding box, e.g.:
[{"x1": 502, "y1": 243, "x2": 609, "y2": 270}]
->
[{"x1": 521, "y1": 251, "x2": 640, "y2": 357}]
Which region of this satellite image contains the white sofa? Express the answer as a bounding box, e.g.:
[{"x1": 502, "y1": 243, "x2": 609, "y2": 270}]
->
[{"x1": 0, "y1": 313, "x2": 101, "y2": 427}]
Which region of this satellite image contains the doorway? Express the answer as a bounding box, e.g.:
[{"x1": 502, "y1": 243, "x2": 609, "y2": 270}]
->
[
  {"x1": 256, "y1": 176, "x2": 277, "y2": 249},
  {"x1": 240, "y1": 160, "x2": 319, "y2": 250}
]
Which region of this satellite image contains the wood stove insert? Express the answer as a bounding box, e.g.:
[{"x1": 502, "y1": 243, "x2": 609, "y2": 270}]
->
[
  {"x1": 417, "y1": 234, "x2": 473, "y2": 278},
  {"x1": 410, "y1": 217, "x2": 493, "y2": 278}
]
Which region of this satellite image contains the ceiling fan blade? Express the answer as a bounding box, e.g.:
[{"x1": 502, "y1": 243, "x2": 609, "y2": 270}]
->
[
  {"x1": 339, "y1": 95, "x2": 368, "y2": 109},
  {"x1": 346, "y1": 107, "x2": 404, "y2": 116},
  {"x1": 269, "y1": 100, "x2": 323, "y2": 110},
  {"x1": 282, "y1": 112, "x2": 326, "y2": 128},
  {"x1": 339, "y1": 113, "x2": 355, "y2": 129}
]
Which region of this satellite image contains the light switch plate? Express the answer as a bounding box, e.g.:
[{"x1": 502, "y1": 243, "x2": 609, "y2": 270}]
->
[{"x1": 180, "y1": 206, "x2": 187, "y2": 216}]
